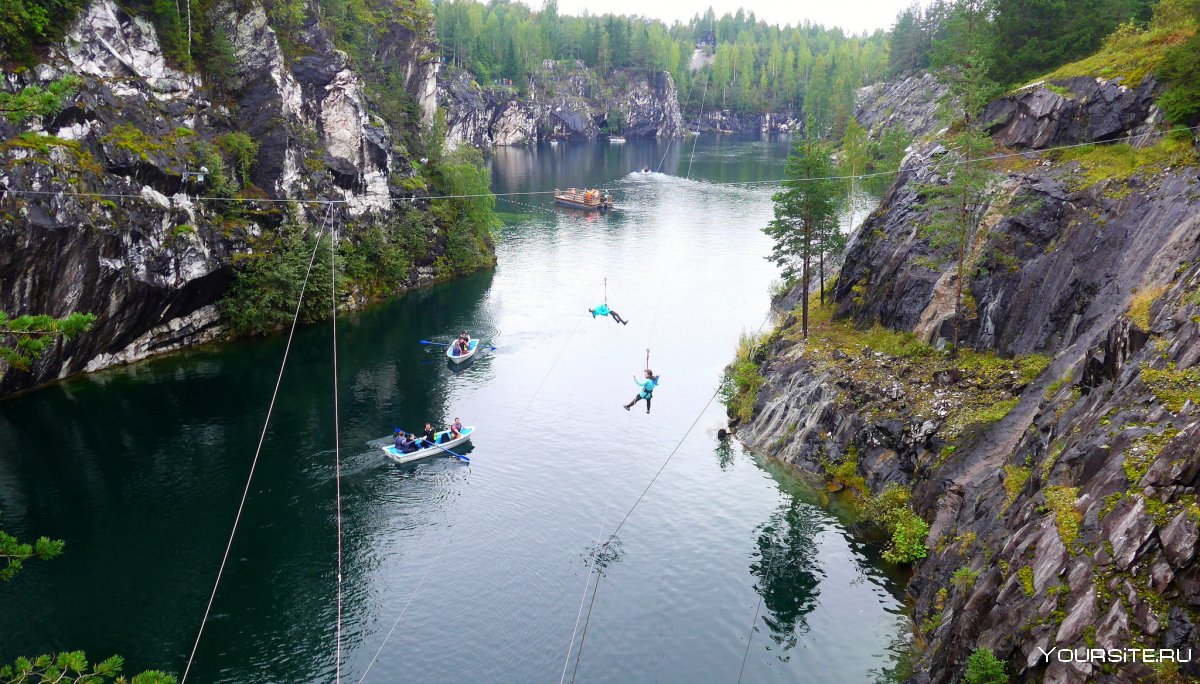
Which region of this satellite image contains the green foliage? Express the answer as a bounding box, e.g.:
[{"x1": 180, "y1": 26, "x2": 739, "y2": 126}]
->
[
  {"x1": 0, "y1": 651, "x2": 175, "y2": 683},
  {"x1": 1055, "y1": 130, "x2": 1198, "y2": 192},
  {"x1": 1123, "y1": 429, "x2": 1179, "y2": 486},
  {"x1": 221, "y1": 224, "x2": 336, "y2": 336},
  {"x1": 436, "y1": 1, "x2": 888, "y2": 135},
  {"x1": 763, "y1": 134, "x2": 844, "y2": 338},
  {"x1": 0, "y1": 75, "x2": 82, "y2": 125},
  {"x1": 865, "y1": 485, "x2": 930, "y2": 565},
  {"x1": 1017, "y1": 565, "x2": 1035, "y2": 596},
  {"x1": 1140, "y1": 362, "x2": 1200, "y2": 412},
  {"x1": 217, "y1": 132, "x2": 260, "y2": 188},
  {"x1": 0, "y1": 311, "x2": 97, "y2": 374},
  {"x1": 0, "y1": 0, "x2": 87, "y2": 64},
  {"x1": 1044, "y1": 485, "x2": 1081, "y2": 548},
  {"x1": 1129, "y1": 284, "x2": 1169, "y2": 330},
  {"x1": 964, "y1": 647, "x2": 1008, "y2": 684},
  {"x1": 951, "y1": 566, "x2": 980, "y2": 590},
  {"x1": 1016, "y1": 354, "x2": 1051, "y2": 385},
  {"x1": 1043, "y1": 2, "x2": 1197, "y2": 85},
  {"x1": 429, "y1": 144, "x2": 499, "y2": 275},
  {"x1": 916, "y1": 127, "x2": 995, "y2": 355},
  {"x1": 1003, "y1": 465, "x2": 1030, "y2": 508},
  {"x1": 1159, "y1": 29, "x2": 1200, "y2": 124},
  {"x1": 720, "y1": 332, "x2": 765, "y2": 422},
  {"x1": 338, "y1": 207, "x2": 429, "y2": 299},
  {"x1": 0, "y1": 530, "x2": 64, "y2": 581}
]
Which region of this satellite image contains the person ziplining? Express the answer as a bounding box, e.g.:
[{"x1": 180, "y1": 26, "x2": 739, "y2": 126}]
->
[
  {"x1": 589, "y1": 303, "x2": 628, "y2": 325},
  {"x1": 623, "y1": 368, "x2": 659, "y2": 414},
  {"x1": 589, "y1": 277, "x2": 629, "y2": 325}
]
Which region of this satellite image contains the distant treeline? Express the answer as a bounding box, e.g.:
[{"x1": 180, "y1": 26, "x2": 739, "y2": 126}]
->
[
  {"x1": 434, "y1": 1, "x2": 889, "y2": 137},
  {"x1": 888, "y1": 0, "x2": 1158, "y2": 85}
]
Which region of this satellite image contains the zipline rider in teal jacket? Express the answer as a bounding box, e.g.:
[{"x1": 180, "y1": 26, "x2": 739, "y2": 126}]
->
[
  {"x1": 624, "y1": 369, "x2": 659, "y2": 413},
  {"x1": 589, "y1": 303, "x2": 629, "y2": 325}
]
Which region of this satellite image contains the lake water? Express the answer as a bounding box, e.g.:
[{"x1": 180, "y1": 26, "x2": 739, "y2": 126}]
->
[{"x1": 0, "y1": 136, "x2": 910, "y2": 682}]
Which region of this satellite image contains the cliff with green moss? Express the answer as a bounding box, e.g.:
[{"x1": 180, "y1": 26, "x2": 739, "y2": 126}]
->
[
  {"x1": 0, "y1": 0, "x2": 498, "y2": 395},
  {"x1": 728, "y1": 13, "x2": 1200, "y2": 684}
]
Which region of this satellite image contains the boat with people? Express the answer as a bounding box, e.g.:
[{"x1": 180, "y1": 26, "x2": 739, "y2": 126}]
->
[
  {"x1": 553, "y1": 187, "x2": 614, "y2": 213},
  {"x1": 381, "y1": 426, "x2": 475, "y2": 464},
  {"x1": 447, "y1": 336, "x2": 479, "y2": 364}
]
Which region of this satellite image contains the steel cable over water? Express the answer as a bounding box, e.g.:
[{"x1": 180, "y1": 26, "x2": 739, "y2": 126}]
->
[
  {"x1": 330, "y1": 209, "x2": 345, "y2": 683},
  {"x1": 180, "y1": 203, "x2": 335, "y2": 683},
  {"x1": 355, "y1": 316, "x2": 587, "y2": 681},
  {"x1": 7, "y1": 123, "x2": 1194, "y2": 207}
]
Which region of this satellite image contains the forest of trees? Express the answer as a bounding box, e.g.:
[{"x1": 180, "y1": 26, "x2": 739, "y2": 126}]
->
[
  {"x1": 435, "y1": 0, "x2": 889, "y2": 137},
  {"x1": 888, "y1": 0, "x2": 1159, "y2": 85}
]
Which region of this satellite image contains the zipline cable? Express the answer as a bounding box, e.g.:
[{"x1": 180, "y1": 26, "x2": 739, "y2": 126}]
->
[
  {"x1": 5, "y1": 123, "x2": 1196, "y2": 206},
  {"x1": 181, "y1": 203, "x2": 335, "y2": 683},
  {"x1": 685, "y1": 73, "x2": 711, "y2": 181},
  {"x1": 355, "y1": 533, "x2": 453, "y2": 684},
  {"x1": 330, "y1": 208, "x2": 345, "y2": 684}
]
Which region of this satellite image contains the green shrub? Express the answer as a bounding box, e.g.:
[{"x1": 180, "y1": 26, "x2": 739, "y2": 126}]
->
[
  {"x1": 217, "y1": 132, "x2": 260, "y2": 188},
  {"x1": 1017, "y1": 565, "x2": 1035, "y2": 596},
  {"x1": 1141, "y1": 362, "x2": 1200, "y2": 412},
  {"x1": 866, "y1": 485, "x2": 930, "y2": 564},
  {"x1": 1003, "y1": 465, "x2": 1030, "y2": 508},
  {"x1": 221, "y1": 224, "x2": 336, "y2": 336},
  {"x1": 951, "y1": 566, "x2": 980, "y2": 590},
  {"x1": 1044, "y1": 485, "x2": 1081, "y2": 548},
  {"x1": 720, "y1": 332, "x2": 766, "y2": 422},
  {"x1": 964, "y1": 647, "x2": 1008, "y2": 684}
]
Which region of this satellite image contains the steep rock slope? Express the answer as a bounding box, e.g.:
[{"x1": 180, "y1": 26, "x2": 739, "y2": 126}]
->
[
  {"x1": 439, "y1": 62, "x2": 683, "y2": 147},
  {"x1": 737, "y1": 76, "x2": 1200, "y2": 683},
  {"x1": 0, "y1": 0, "x2": 471, "y2": 396}
]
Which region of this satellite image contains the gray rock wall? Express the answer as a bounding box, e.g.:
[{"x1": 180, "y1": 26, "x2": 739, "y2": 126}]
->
[
  {"x1": 439, "y1": 65, "x2": 684, "y2": 147},
  {"x1": 0, "y1": 0, "x2": 456, "y2": 396},
  {"x1": 739, "y1": 75, "x2": 1200, "y2": 682}
]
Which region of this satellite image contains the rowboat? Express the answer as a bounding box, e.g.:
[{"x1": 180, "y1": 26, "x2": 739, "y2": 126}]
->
[
  {"x1": 608, "y1": 136, "x2": 626, "y2": 143},
  {"x1": 381, "y1": 427, "x2": 475, "y2": 464},
  {"x1": 554, "y1": 188, "x2": 613, "y2": 213},
  {"x1": 446, "y1": 338, "x2": 479, "y2": 364}
]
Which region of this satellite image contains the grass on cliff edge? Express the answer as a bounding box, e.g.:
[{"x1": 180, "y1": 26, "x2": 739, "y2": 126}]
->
[
  {"x1": 1039, "y1": 5, "x2": 1197, "y2": 85},
  {"x1": 1052, "y1": 128, "x2": 1199, "y2": 195},
  {"x1": 766, "y1": 297, "x2": 1043, "y2": 443}
]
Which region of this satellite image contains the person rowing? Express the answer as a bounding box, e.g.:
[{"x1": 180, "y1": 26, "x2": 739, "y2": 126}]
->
[
  {"x1": 589, "y1": 302, "x2": 628, "y2": 325},
  {"x1": 448, "y1": 417, "x2": 464, "y2": 439},
  {"x1": 623, "y1": 369, "x2": 659, "y2": 413},
  {"x1": 421, "y1": 422, "x2": 437, "y2": 446}
]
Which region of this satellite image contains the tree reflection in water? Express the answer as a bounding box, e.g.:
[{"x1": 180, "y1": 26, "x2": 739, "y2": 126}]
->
[{"x1": 749, "y1": 499, "x2": 824, "y2": 660}]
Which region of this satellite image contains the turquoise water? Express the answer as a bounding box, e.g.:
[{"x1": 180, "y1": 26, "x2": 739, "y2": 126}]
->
[{"x1": 0, "y1": 136, "x2": 910, "y2": 682}]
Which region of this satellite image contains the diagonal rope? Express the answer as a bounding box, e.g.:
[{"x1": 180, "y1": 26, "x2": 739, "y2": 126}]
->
[
  {"x1": 330, "y1": 209, "x2": 345, "y2": 683},
  {"x1": 558, "y1": 469, "x2": 619, "y2": 684},
  {"x1": 684, "y1": 73, "x2": 711, "y2": 181},
  {"x1": 181, "y1": 203, "x2": 335, "y2": 683},
  {"x1": 355, "y1": 533, "x2": 452, "y2": 684}
]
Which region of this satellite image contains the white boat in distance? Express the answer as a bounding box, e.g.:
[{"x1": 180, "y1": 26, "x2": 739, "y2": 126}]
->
[
  {"x1": 381, "y1": 427, "x2": 475, "y2": 464},
  {"x1": 608, "y1": 136, "x2": 626, "y2": 143}
]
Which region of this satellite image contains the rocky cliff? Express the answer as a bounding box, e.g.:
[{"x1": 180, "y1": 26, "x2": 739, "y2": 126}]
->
[
  {"x1": 854, "y1": 72, "x2": 949, "y2": 141},
  {"x1": 439, "y1": 62, "x2": 683, "y2": 147},
  {"x1": 735, "y1": 74, "x2": 1200, "y2": 682},
  {"x1": 0, "y1": 0, "x2": 481, "y2": 396}
]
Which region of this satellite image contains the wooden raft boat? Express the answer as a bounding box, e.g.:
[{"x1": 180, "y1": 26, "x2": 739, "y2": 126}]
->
[{"x1": 553, "y1": 188, "x2": 613, "y2": 213}]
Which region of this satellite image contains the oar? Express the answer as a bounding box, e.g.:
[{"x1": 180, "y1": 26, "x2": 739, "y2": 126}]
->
[
  {"x1": 424, "y1": 438, "x2": 470, "y2": 463},
  {"x1": 420, "y1": 339, "x2": 498, "y2": 351}
]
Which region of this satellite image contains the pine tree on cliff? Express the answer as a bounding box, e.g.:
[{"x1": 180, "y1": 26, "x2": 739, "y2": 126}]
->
[
  {"x1": 763, "y1": 130, "x2": 843, "y2": 339},
  {"x1": 920, "y1": 0, "x2": 999, "y2": 358}
]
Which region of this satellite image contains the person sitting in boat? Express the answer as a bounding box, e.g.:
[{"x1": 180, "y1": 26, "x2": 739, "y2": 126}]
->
[
  {"x1": 623, "y1": 369, "x2": 659, "y2": 414},
  {"x1": 448, "y1": 418, "x2": 464, "y2": 439},
  {"x1": 642, "y1": 167, "x2": 650, "y2": 173},
  {"x1": 422, "y1": 422, "x2": 437, "y2": 446},
  {"x1": 400, "y1": 432, "x2": 420, "y2": 453},
  {"x1": 588, "y1": 303, "x2": 628, "y2": 325},
  {"x1": 453, "y1": 334, "x2": 470, "y2": 356}
]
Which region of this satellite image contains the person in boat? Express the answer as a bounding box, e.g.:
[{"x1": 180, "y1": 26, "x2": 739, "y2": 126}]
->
[
  {"x1": 448, "y1": 417, "x2": 463, "y2": 439},
  {"x1": 422, "y1": 422, "x2": 437, "y2": 446},
  {"x1": 401, "y1": 432, "x2": 420, "y2": 453},
  {"x1": 623, "y1": 369, "x2": 659, "y2": 413},
  {"x1": 589, "y1": 303, "x2": 628, "y2": 325},
  {"x1": 453, "y1": 333, "x2": 470, "y2": 356},
  {"x1": 642, "y1": 167, "x2": 650, "y2": 173}
]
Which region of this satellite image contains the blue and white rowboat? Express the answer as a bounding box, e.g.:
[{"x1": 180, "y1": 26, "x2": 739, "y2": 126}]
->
[
  {"x1": 381, "y1": 427, "x2": 475, "y2": 464},
  {"x1": 446, "y1": 338, "x2": 479, "y2": 364}
]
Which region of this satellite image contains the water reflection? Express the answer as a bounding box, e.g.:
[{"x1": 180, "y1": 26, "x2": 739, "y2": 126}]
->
[{"x1": 750, "y1": 500, "x2": 824, "y2": 659}]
